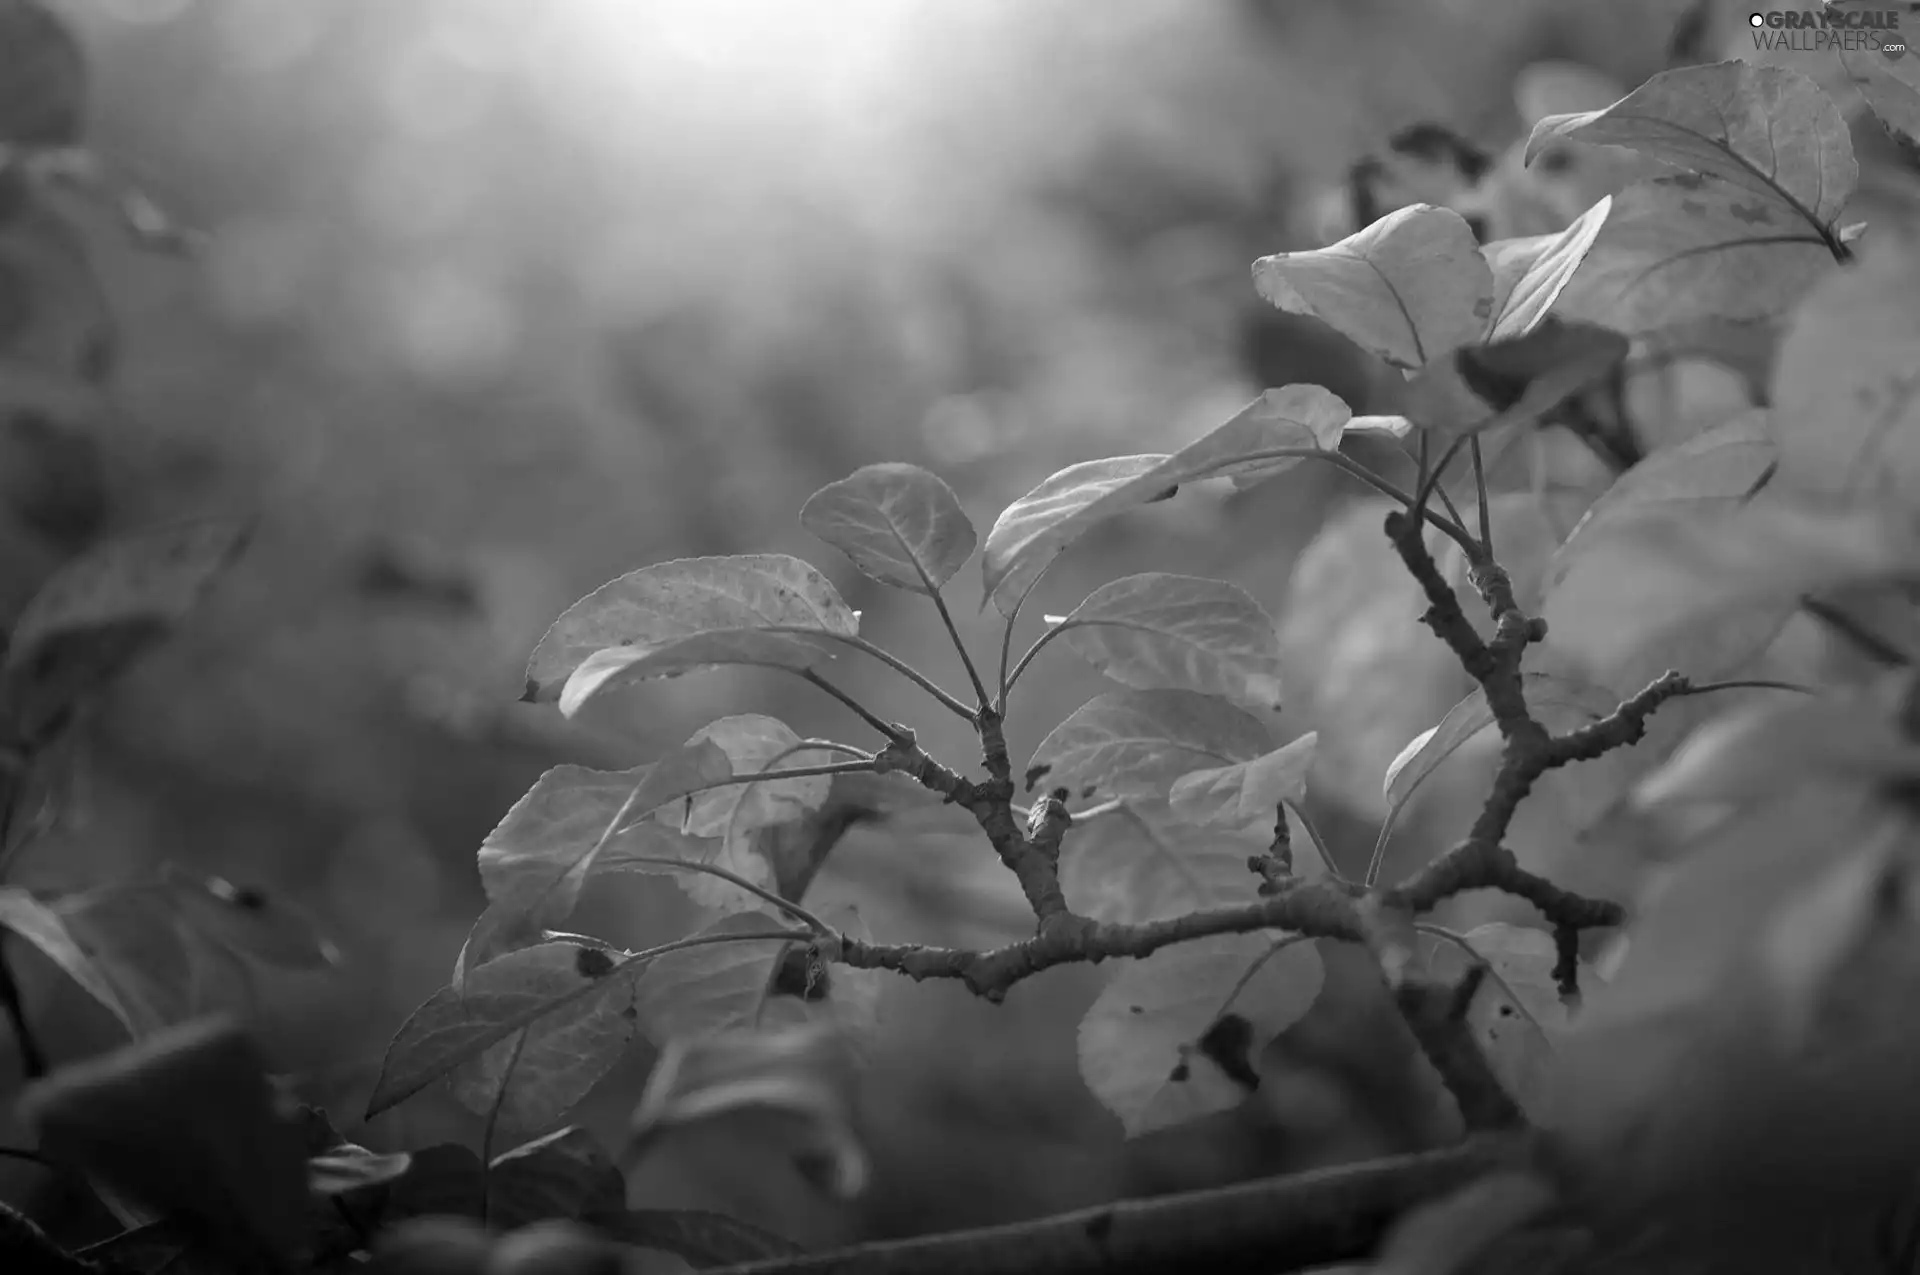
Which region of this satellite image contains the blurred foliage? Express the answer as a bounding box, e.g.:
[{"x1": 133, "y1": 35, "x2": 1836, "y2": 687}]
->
[{"x1": 0, "y1": 0, "x2": 1716, "y2": 1255}]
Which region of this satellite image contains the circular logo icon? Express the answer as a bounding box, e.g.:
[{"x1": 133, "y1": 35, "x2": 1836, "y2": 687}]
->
[{"x1": 1749, "y1": 11, "x2": 1765, "y2": 27}]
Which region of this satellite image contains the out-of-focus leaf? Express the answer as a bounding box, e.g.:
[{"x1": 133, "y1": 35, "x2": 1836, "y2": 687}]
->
[
  {"x1": 309, "y1": 1146, "x2": 412, "y2": 1197},
  {"x1": 160, "y1": 865, "x2": 340, "y2": 971},
  {"x1": 623, "y1": 1022, "x2": 866, "y2": 1199},
  {"x1": 0, "y1": 0, "x2": 86, "y2": 147},
  {"x1": 1252, "y1": 204, "x2": 1493, "y2": 370},
  {"x1": 1167, "y1": 733, "x2": 1316, "y2": 831},
  {"x1": 0, "y1": 885, "x2": 133, "y2": 1032},
  {"x1": 799, "y1": 462, "x2": 977, "y2": 594},
  {"x1": 633, "y1": 912, "x2": 789, "y2": 1043},
  {"x1": 19, "y1": 1016, "x2": 310, "y2": 1268},
  {"x1": 1406, "y1": 319, "x2": 1629, "y2": 442},
  {"x1": 1045, "y1": 574, "x2": 1285, "y2": 712},
  {"x1": 486, "y1": 1126, "x2": 626, "y2": 1229},
  {"x1": 1770, "y1": 237, "x2": 1920, "y2": 506},
  {"x1": 51, "y1": 886, "x2": 196, "y2": 1037},
  {"x1": 2, "y1": 518, "x2": 250, "y2": 737},
  {"x1": 524, "y1": 554, "x2": 858, "y2": 703},
  {"x1": 1078, "y1": 934, "x2": 1324, "y2": 1136},
  {"x1": 1027, "y1": 688, "x2": 1275, "y2": 806}
]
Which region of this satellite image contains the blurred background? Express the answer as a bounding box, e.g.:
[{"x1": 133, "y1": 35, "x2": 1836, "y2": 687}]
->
[{"x1": 0, "y1": 0, "x2": 1719, "y2": 1257}]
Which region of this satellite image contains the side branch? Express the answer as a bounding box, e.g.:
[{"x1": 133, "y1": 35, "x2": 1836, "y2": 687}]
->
[{"x1": 836, "y1": 881, "x2": 1362, "y2": 1001}]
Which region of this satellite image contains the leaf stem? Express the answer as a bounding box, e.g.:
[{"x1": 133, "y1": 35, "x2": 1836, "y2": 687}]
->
[
  {"x1": 806, "y1": 632, "x2": 976, "y2": 720},
  {"x1": 1283, "y1": 799, "x2": 1349, "y2": 887},
  {"x1": 616, "y1": 859, "x2": 832, "y2": 933},
  {"x1": 1471, "y1": 436, "x2": 1493, "y2": 554},
  {"x1": 929, "y1": 588, "x2": 992, "y2": 710},
  {"x1": 995, "y1": 574, "x2": 1043, "y2": 716},
  {"x1": 1221, "y1": 446, "x2": 1478, "y2": 556},
  {"x1": 1002, "y1": 625, "x2": 1064, "y2": 700},
  {"x1": 801, "y1": 670, "x2": 911, "y2": 745},
  {"x1": 479, "y1": 1027, "x2": 530, "y2": 1230}
]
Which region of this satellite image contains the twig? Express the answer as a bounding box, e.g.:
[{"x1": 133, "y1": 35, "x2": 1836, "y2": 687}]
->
[
  {"x1": 1393, "y1": 965, "x2": 1525, "y2": 1133},
  {"x1": 802, "y1": 670, "x2": 912, "y2": 746},
  {"x1": 807, "y1": 632, "x2": 979, "y2": 720},
  {"x1": 928, "y1": 589, "x2": 992, "y2": 710},
  {"x1": 619, "y1": 857, "x2": 833, "y2": 932}
]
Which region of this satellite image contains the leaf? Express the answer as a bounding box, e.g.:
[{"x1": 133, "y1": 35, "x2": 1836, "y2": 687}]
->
[
  {"x1": 159, "y1": 866, "x2": 340, "y2": 970},
  {"x1": 624, "y1": 1021, "x2": 867, "y2": 1198},
  {"x1": 1027, "y1": 688, "x2": 1276, "y2": 805},
  {"x1": 585, "y1": 1208, "x2": 804, "y2": 1268},
  {"x1": 1046, "y1": 574, "x2": 1285, "y2": 711},
  {"x1": 1060, "y1": 798, "x2": 1328, "y2": 926},
  {"x1": 1251, "y1": 204, "x2": 1494, "y2": 370},
  {"x1": 558, "y1": 628, "x2": 835, "y2": 718},
  {"x1": 1770, "y1": 239, "x2": 1920, "y2": 506},
  {"x1": 1408, "y1": 319, "x2": 1630, "y2": 441},
  {"x1": 2, "y1": 519, "x2": 250, "y2": 736},
  {"x1": 19, "y1": 1016, "x2": 311, "y2": 1267},
  {"x1": 1839, "y1": 18, "x2": 1920, "y2": 161},
  {"x1": 486, "y1": 1126, "x2": 626, "y2": 1228},
  {"x1": 1550, "y1": 174, "x2": 1839, "y2": 332},
  {"x1": 1540, "y1": 493, "x2": 1920, "y2": 685},
  {"x1": 1168, "y1": 733, "x2": 1317, "y2": 831},
  {"x1": 382, "y1": 1143, "x2": 485, "y2": 1221},
  {"x1": 1078, "y1": 933, "x2": 1325, "y2": 1136},
  {"x1": 1483, "y1": 195, "x2": 1613, "y2": 340},
  {"x1": 1631, "y1": 687, "x2": 1920, "y2": 813},
  {"x1": 0, "y1": 0, "x2": 86, "y2": 146},
  {"x1": 980, "y1": 385, "x2": 1350, "y2": 612},
  {"x1": 458, "y1": 741, "x2": 733, "y2": 980},
  {"x1": 1379, "y1": 673, "x2": 1622, "y2": 848},
  {"x1": 1547, "y1": 411, "x2": 1777, "y2": 595},
  {"x1": 51, "y1": 887, "x2": 196, "y2": 1037},
  {"x1": 0, "y1": 886, "x2": 134, "y2": 1033},
  {"x1": 800, "y1": 462, "x2": 977, "y2": 594},
  {"x1": 368, "y1": 939, "x2": 638, "y2": 1120},
  {"x1": 523, "y1": 554, "x2": 858, "y2": 703},
  {"x1": 633, "y1": 912, "x2": 788, "y2": 1042},
  {"x1": 654, "y1": 716, "x2": 837, "y2": 910},
  {"x1": 1526, "y1": 62, "x2": 1857, "y2": 229},
  {"x1": 308, "y1": 1146, "x2": 412, "y2": 1196}
]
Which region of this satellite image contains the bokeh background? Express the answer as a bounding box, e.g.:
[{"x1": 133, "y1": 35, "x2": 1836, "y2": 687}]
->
[{"x1": 0, "y1": 0, "x2": 1717, "y2": 1257}]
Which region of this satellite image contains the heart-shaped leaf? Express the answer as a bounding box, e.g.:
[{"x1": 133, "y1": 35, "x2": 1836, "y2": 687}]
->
[
  {"x1": 524, "y1": 555, "x2": 858, "y2": 703},
  {"x1": 1045, "y1": 574, "x2": 1285, "y2": 711},
  {"x1": 1252, "y1": 204, "x2": 1494, "y2": 369},
  {"x1": 1527, "y1": 62, "x2": 1857, "y2": 230},
  {"x1": 1168, "y1": 733, "x2": 1317, "y2": 831},
  {"x1": 1028, "y1": 689, "x2": 1276, "y2": 806},
  {"x1": 1078, "y1": 933, "x2": 1324, "y2": 1136},
  {"x1": 800, "y1": 463, "x2": 977, "y2": 594}
]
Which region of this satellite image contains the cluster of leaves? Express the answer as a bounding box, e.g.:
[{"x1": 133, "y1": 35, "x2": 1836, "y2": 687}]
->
[{"x1": 14, "y1": 0, "x2": 1920, "y2": 1270}]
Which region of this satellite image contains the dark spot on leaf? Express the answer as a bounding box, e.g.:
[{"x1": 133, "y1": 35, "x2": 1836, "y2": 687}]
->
[
  {"x1": 1728, "y1": 200, "x2": 1775, "y2": 226},
  {"x1": 1197, "y1": 1014, "x2": 1262, "y2": 1090},
  {"x1": 574, "y1": 947, "x2": 614, "y2": 979},
  {"x1": 1079, "y1": 784, "x2": 1098, "y2": 801},
  {"x1": 1662, "y1": 172, "x2": 1708, "y2": 191},
  {"x1": 1128, "y1": 1005, "x2": 1144, "y2": 1015},
  {"x1": 1497, "y1": 1003, "x2": 1516, "y2": 1018},
  {"x1": 1535, "y1": 147, "x2": 1575, "y2": 175},
  {"x1": 1022, "y1": 763, "x2": 1051, "y2": 793},
  {"x1": 230, "y1": 886, "x2": 268, "y2": 911},
  {"x1": 1471, "y1": 294, "x2": 1492, "y2": 319},
  {"x1": 1145, "y1": 485, "x2": 1180, "y2": 504}
]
